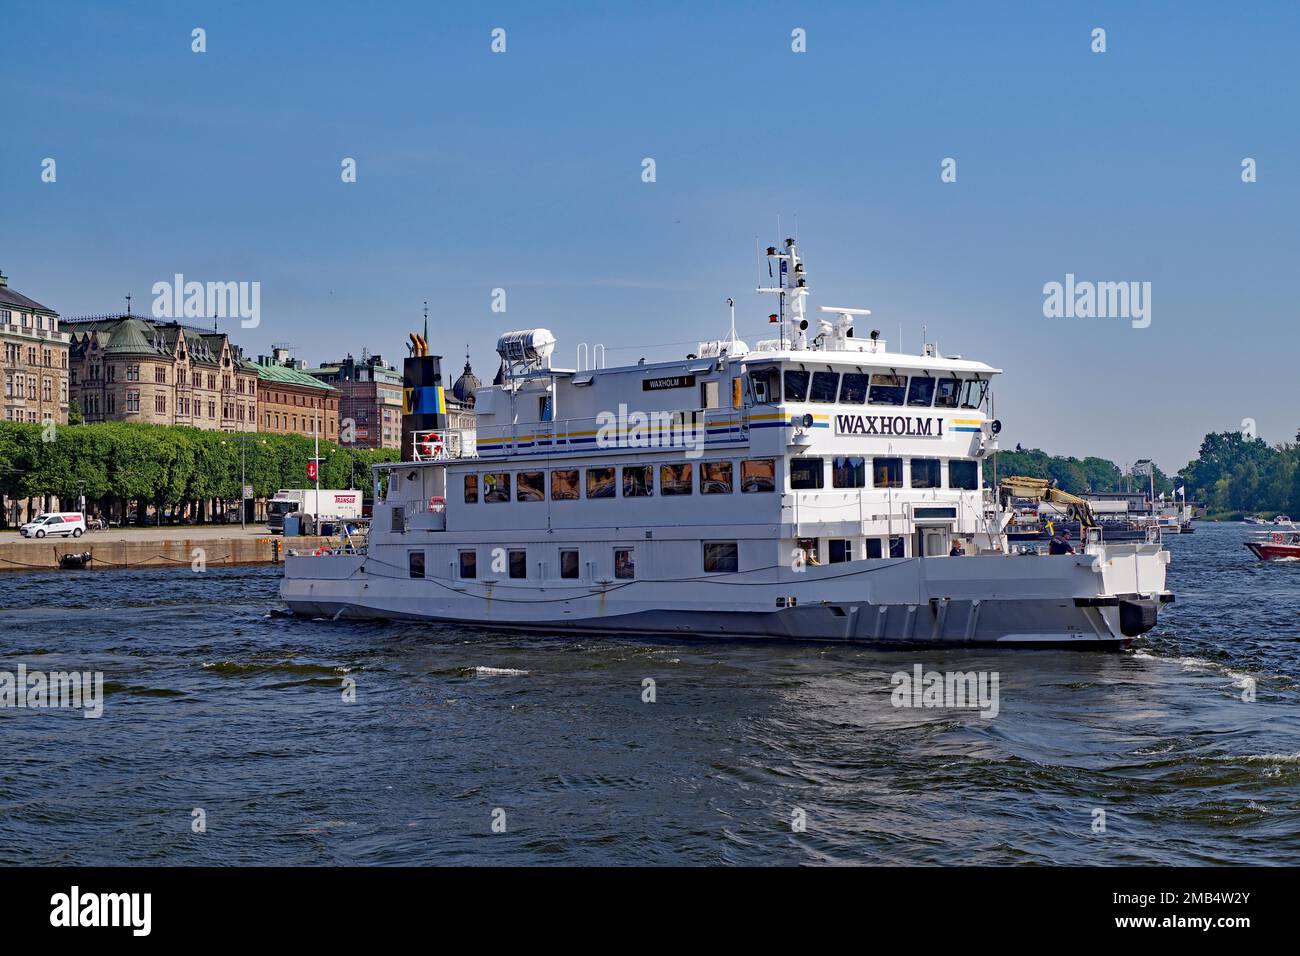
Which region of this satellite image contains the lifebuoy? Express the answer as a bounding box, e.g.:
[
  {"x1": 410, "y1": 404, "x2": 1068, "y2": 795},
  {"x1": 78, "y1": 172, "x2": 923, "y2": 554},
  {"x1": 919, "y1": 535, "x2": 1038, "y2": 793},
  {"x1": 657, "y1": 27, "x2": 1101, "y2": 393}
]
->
[{"x1": 429, "y1": 496, "x2": 446, "y2": 514}]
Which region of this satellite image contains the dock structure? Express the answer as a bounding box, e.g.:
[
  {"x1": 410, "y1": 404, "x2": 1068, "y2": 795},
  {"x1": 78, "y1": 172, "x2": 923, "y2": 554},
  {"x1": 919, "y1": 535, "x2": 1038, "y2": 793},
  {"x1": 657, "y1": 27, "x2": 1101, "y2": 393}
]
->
[{"x1": 0, "y1": 528, "x2": 339, "y2": 573}]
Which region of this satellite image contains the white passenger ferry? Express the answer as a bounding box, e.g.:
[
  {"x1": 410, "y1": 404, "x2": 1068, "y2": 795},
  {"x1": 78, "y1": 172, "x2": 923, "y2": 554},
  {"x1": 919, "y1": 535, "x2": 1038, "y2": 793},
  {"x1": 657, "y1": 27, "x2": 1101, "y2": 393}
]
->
[{"x1": 281, "y1": 240, "x2": 1172, "y2": 646}]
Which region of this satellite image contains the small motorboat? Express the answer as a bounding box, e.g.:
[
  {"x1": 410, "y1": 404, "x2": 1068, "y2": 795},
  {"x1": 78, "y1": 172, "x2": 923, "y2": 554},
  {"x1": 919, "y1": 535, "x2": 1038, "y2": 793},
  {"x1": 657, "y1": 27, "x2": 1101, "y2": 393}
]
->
[
  {"x1": 58, "y1": 551, "x2": 93, "y2": 570},
  {"x1": 1246, "y1": 529, "x2": 1300, "y2": 562},
  {"x1": 1274, "y1": 515, "x2": 1294, "y2": 525},
  {"x1": 1244, "y1": 515, "x2": 1269, "y2": 525}
]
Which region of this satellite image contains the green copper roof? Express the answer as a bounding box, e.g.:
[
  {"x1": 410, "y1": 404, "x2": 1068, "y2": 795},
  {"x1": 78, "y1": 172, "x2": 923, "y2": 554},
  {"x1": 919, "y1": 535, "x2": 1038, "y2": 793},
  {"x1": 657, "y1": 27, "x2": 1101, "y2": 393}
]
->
[{"x1": 244, "y1": 359, "x2": 337, "y2": 392}]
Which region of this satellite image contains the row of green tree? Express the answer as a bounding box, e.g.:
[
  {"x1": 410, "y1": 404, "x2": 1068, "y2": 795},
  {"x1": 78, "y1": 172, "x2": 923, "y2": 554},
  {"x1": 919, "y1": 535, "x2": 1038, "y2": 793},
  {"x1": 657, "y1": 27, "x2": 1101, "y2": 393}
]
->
[
  {"x1": 985, "y1": 430, "x2": 1300, "y2": 518},
  {"x1": 0, "y1": 421, "x2": 399, "y2": 525}
]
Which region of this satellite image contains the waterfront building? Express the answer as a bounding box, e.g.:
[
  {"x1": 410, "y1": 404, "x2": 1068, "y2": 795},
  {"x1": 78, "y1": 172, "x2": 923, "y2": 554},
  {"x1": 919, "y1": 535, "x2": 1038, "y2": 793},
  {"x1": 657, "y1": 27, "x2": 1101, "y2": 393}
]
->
[
  {"x1": 252, "y1": 346, "x2": 339, "y2": 441},
  {"x1": 64, "y1": 313, "x2": 258, "y2": 430},
  {"x1": 305, "y1": 351, "x2": 404, "y2": 450},
  {"x1": 1, "y1": 269, "x2": 71, "y2": 425}
]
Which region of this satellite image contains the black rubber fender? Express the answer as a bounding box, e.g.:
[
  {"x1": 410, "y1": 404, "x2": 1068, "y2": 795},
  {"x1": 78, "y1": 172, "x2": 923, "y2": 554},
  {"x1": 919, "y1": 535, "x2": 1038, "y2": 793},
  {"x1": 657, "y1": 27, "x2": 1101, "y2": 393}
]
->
[{"x1": 1119, "y1": 598, "x2": 1159, "y2": 637}]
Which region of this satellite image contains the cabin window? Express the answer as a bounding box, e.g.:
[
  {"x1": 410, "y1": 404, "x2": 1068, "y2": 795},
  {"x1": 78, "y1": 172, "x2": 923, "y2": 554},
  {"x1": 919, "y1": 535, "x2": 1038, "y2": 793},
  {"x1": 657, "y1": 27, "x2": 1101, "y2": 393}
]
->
[
  {"x1": 703, "y1": 542, "x2": 739, "y2": 573},
  {"x1": 508, "y1": 549, "x2": 527, "y2": 579},
  {"x1": 517, "y1": 471, "x2": 545, "y2": 502},
  {"x1": 700, "y1": 461, "x2": 733, "y2": 494},
  {"x1": 539, "y1": 396, "x2": 553, "y2": 421},
  {"x1": 741, "y1": 458, "x2": 776, "y2": 493},
  {"x1": 873, "y1": 457, "x2": 903, "y2": 488},
  {"x1": 483, "y1": 473, "x2": 511, "y2": 503},
  {"x1": 700, "y1": 380, "x2": 720, "y2": 409},
  {"x1": 783, "y1": 369, "x2": 810, "y2": 402},
  {"x1": 934, "y1": 378, "x2": 960, "y2": 408},
  {"x1": 889, "y1": 536, "x2": 906, "y2": 558},
  {"x1": 949, "y1": 459, "x2": 979, "y2": 490},
  {"x1": 809, "y1": 371, "x2": 839, "y2": 403},
  {"x1": 839, "y1": 372, "x2": 868, "y2": 404},
  {"x1": 960, "y1": 378, "x2": 988, "y2": 410},
  {"x1": 911, "y1": 458, "x2": 941, "y2": 489},
  {"x1": 622, "y1": 465, "x2": 654, "y2": 497},
  {"x1": 391, "y1": 506, "x2": 405, "y2": 534},
  {"x1": 790, "y1": 457, "x2": 824, "y2": 490},
  {"x1": 614, "y1": 548, "x2": 635, "y2": 579},
  {"x1": 661, "y1": 462, "x2": 693, "y2": 495},
  {"x1": 550, "y1": 469, "x2": 579, "y2": 500},
  {"x1": 751, "y1": 368, "x2": 781, "y2": 404},
  {"x1": 560, "y1": 550, "x2": 580, "y2": 579},
  {"x1": 459, "y1": 550, "x2": 477, "y2": 579},
  {"x1": 732, "y1": 377, "x2": 743, "y2": 408},
  {"x1": 828, "y1": 539, "x2": 853, "y2": 564},
  {"x1": 797, "y1": 538, "x2": 820, "y2": 566},
  {"x1": 832, "y1": 456, "x2": 866, "y2": 489},
  {"x1": 866, "y1": 538, "x2": 883, "y2": 559},
  {"x1": 907, "y1": 376, "x2": 936, "y2": 407},
  {"x1": 868, "y1": 373, "x2": 907, "y2": 405},
  {"x1": 586, "y1": 467, "x2": 616, "y2": 499},
  {"x1": 408, "y1": 550, "x2": 425, "y2": 578}
]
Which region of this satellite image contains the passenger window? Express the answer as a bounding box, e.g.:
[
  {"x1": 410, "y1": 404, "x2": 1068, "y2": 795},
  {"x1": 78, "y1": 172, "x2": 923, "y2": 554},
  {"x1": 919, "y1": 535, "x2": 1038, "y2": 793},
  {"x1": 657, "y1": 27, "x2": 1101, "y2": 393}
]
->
[
  {"x1": 868, "y1": 373, "x2": 907, "y2": 405},
  {"x1": 459, "y1": 551, "x2": 477, "y2": 579},
  {"x1": 839, "y1": 373, "x2": 868, "y2": 404},
  {"x1": 741, "y1": 459, "x2": 776, "y2": 493},
  {"x1": 463, "y1": 474, "x2": 479, "y2": 504},
  {"x1": 828, "y1": 540, "x2": 852, "y2": 564},
  {"x1": 661, "y1": 463, "x2": 693, "y2": 495},
  {"x1": 783, "y1": 369, "x2": 810, "y2": 402},
  {"x1": 832, "y1": 456, "x2": 866, "y2": 488},
  {"x1": 586, "y1": 467, "x2": 616, "y2": 499},
  {"x1": 911, "y1": 458, "x2": 941, "y2": 489},
  {"x1": 934, "y1": 378, "x2": 960, "y2": 408},
  {"x1": 700, "y1": 461, "x2": 733, "y2": 494},
  {"x1": 703, "y1": 542, "x2": 739, "y2": 573},
  {"x1": 873, "y1": 457, "x2": 903, "y2": 488},
  {"x1": 622, "y1": 465, "x2": 654, "y2": 497},
  {"x1": 484, "y1": 473, "x2": 511, "y2": 503},
  {"x1": 508, "y1": 550, "x2": 527, "y2": 579},
  {"x1": 809, "y1": 371, "x2": 839, "y2": 403},
  {"x1": 949, "y1": 459, "x2": 979, "y2": 490},
  {"x1": 517, "y1": 471, "x2": 545, "y2": 501},
  {"x1": 560, "y1": 550, "x2": 580, "y2": 579},
  {"x1": 614, "y1": 548, "x2": 635, "y2": 579},
  {"x1": 907, "y1": 376, "x2": 936, "y2": 407},
  {"x1": 550, "y1": 469, "x2": 579, "y2": 500},
  {"x1": 790, "y1": 457, "x2": 824, "y2": 490}
]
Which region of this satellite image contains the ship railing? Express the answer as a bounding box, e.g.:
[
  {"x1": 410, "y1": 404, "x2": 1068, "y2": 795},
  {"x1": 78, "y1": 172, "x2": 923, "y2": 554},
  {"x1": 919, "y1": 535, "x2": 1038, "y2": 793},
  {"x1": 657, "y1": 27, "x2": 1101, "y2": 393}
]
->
[{"x1": 412, "y1": 428, "x2": 477, "y2": 462}]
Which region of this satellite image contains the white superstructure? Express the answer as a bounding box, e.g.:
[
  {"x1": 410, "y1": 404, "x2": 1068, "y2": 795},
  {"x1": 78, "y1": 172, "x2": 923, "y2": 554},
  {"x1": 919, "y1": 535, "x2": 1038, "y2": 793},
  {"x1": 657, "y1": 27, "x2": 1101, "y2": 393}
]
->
[{"x1": 281, "y1": 240, "x2": 1172, "y2": 646}]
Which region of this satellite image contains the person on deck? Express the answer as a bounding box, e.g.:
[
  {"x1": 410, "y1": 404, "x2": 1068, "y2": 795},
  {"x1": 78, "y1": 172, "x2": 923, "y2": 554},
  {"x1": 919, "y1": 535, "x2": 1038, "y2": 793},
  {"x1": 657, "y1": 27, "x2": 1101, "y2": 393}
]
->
[
  {"x1": 949, "y1": 539, "x2": 965, "y2": 556},
  {"x1": 1048, "y1": 529, "x2": 1075, "y2": 555}
]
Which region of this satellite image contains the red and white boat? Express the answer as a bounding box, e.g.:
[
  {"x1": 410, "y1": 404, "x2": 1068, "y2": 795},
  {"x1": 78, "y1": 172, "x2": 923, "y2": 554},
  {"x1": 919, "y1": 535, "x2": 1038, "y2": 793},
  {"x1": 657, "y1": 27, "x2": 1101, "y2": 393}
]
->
[{"x1": 1246, "y1": 527, "x2": 1300, "y2": 562}]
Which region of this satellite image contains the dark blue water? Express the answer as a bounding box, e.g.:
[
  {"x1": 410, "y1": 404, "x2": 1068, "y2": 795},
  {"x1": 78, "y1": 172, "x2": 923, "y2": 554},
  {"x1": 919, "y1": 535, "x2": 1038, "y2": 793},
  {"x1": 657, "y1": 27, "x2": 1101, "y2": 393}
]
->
[{"x1": 1, "y1": 522, "x2": 1297, "y2": 865}]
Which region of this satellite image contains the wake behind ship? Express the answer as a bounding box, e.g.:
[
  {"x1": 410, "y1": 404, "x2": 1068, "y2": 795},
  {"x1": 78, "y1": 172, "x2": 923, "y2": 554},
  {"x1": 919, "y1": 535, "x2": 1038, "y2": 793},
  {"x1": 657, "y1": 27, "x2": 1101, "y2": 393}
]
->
[{"x1": 281, "y1": 240, "x2": 1172, "y2": 647}]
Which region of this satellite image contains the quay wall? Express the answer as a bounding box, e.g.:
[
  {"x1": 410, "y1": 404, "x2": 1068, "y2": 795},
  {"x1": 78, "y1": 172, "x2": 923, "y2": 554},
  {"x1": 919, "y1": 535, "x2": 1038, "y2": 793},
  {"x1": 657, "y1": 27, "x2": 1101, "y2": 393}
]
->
[{"x1": 0, "y1": 535, "x2": 337, "y2": 573}]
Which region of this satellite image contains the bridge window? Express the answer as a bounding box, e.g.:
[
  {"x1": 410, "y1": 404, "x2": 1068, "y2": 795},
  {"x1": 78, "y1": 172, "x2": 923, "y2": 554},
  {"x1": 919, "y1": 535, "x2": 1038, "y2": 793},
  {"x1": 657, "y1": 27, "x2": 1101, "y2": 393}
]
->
[
  {"x1": 828, "y1": 539, "x2": 853, "y2": 564},
  {"x1": 463, "y1": 475, "x2": 478, "y2": 504},
  {"x1": 868, "y1": 374, "x2": 907, "y2": 406},
  {"x1": 751, "y1": 367, "x2": 781, "y2": 404},
  {"x1": 960, "y1": 378, "x2": 988, "y2": 409},
  {"x1": 949, "y1": 459, "x2": 979, "y2": 490},
  {"x1": 508, "y1": 550, "x2": 527, "y2": 579},
  {"x1": 586, "y1": 467, "x2": 616, "y2": 499},
  {"x1": 741, "y1": 458, "x2": 776, "y2": 492},
  {"x1": 517, "y1": 471, "x2": 545, "y2": 501},
  {"x1": 701, "y1": 461, "x2": 733, "y2": 494},
  {"x1": 459, "y1": 550, "x2": 477, "y2": 579},
  {"x1": 839, "y1": 373, "x2": 868, "y2": 404},
  {"x1": 484, "y1": 473, "x2": 511, "y2": 503},
  {"x1": 614, "y1": 548, "x2": 635, "y2": 579},
  {"x1": 832, "y1": 456, "x2": 866, "y2": 488},
  {"x1": 783, "y1": 369, "x2": 810, "y2": 402},
  {"x1": 934, "y1": 378, "x2": 960, "y2": 408},
  {"x1": 703, "y1": 541, "x2": 739, "y2": 573},
  {"x1": 911, "y1": 458, "x2": 941, "y2": 489},
  {"x1": 661, "y1": 462, "x2": 693, "y2": 495},
  {"x1": 560, "y1": 549, "x2": 580, "y2": 579},
  {"x1": 622, "y1": 465, "x2": 654, "y2": 497},
  {"x1": 907, "y1": 376, "x2": 935, "y2": 407},
  {"x1": 790, "y1": 457, "x2": 824, "y2": 490},
  {"x1": 809, "y1": 371, "x2": 839, "y2": 403},
  {"x1": 873, "y1": 457, "x2": 903, "y2": 488},
  {"x1": 551, "y1": 469, "x2": 579, "y2": 500}
]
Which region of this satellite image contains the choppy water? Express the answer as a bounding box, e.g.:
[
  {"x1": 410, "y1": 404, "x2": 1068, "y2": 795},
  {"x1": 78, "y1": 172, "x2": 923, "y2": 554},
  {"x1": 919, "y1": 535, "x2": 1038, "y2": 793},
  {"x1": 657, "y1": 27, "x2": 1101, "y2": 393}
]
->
[{"x1": 1, "y1": 522, "x2": 1297, "y2": 865}]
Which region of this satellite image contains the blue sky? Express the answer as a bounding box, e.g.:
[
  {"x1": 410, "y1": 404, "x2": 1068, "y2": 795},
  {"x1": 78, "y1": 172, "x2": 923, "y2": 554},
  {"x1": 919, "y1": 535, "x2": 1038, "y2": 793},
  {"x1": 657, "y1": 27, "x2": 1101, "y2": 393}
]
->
[{"x1": 3, "y1": 1, "x2": 1297, "y2": 471}]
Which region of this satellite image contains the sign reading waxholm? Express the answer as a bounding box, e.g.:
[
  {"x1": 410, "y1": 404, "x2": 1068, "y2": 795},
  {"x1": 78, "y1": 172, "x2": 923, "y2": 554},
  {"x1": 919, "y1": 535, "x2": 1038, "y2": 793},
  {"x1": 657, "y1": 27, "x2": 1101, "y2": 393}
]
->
[{"x1": 834, "y1": 413, "x2": 945, "y2": 437}]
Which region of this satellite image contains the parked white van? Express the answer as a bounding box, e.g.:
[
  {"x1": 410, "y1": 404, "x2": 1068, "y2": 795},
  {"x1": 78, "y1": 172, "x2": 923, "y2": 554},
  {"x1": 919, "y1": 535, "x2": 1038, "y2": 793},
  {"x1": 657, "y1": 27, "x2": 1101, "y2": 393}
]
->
[{"x1": 20, "y1": 512, "x2": 87, "y2": 538}]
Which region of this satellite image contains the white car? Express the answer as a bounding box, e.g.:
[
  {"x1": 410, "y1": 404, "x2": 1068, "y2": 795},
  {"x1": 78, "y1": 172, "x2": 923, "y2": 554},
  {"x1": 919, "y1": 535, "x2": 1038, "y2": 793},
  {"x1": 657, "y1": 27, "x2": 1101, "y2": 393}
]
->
[{"x1": 20, "y1": 512, "x2": 87, "y2": 538}]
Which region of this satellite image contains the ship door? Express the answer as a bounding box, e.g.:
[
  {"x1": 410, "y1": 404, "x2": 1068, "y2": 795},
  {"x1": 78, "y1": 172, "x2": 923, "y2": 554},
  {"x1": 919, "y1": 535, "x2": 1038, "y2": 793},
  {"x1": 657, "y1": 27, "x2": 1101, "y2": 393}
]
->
[{"x1": 917, "y1": 527, "x2": 950, "y2": 557}]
